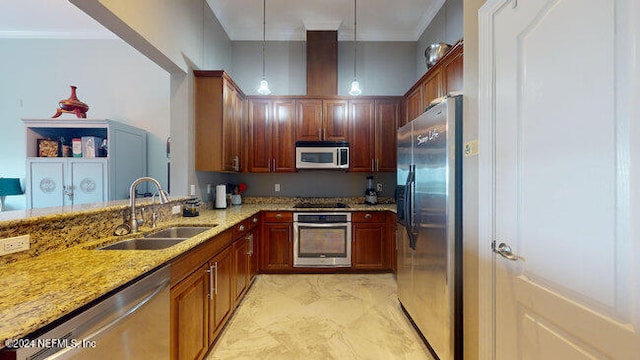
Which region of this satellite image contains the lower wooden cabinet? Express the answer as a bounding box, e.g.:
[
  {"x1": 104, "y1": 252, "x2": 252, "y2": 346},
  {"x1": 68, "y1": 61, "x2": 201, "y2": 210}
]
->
[
  {"x1": 208, "y1": 246, "x2": 233, "y2": 345},
  {"x1": 170, "y1": 263, "x2": 209, "y2": 360},
  {"x1": 352, "y1": 212, "x2": 388, "y2": 269},
  {"x1": 261, "y1": 212, "x2": 293, "y2": 271},
  {"x1": 233, "y1": 234, "x2": 251, "y2": 302}
]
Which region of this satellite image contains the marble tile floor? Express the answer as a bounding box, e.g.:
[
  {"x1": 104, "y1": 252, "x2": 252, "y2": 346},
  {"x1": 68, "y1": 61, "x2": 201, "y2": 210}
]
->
[{"x1": 206, "y1": 274, "x2": 434, "y2": 360}]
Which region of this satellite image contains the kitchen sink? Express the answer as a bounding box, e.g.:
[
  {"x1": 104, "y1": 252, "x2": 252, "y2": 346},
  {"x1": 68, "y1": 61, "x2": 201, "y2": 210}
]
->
[
  {"x1": 98, "y1": 226, "x2": 215, "y2": 250},
  {"x1": 144, "y1": 226, "x2": 214, "y2": 239},
  {"x1": 99, "y1": 238, "x2": 187, "y2": 250}
]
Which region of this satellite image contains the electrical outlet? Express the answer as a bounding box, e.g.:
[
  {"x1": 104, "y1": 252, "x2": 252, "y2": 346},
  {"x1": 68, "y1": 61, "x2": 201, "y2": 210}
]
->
[
  {"x1": 376, "y1": 183, "x2": 383, "y2": 192},
  {"x1": 0, "y1": 235, "x2": 30, "y2": 255},
  {"x1": 207, "y1": 184, "x2": 212, "y2": 194},
  {"x1": 172, "y1": 205, "x2": 181, "y2": 215},
  {"x1": 275, "y1": 184, "x2": 281, "y2": 192},
  {"x1": 190, "y1": 184, "x2": 196, "y2": 196}
]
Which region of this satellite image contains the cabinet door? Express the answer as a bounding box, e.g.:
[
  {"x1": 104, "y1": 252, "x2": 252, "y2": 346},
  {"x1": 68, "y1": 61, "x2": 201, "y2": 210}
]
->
[
  {"x1": 423, "y1": 69, "x2": 444, "y2": 108},
  {"x1": 406, "y1": 87, "x2": 423, "y2": 123},
  {"x1": 262, "y1": 223, "x2": 292, "y2": 270},
  {"x1": 272, "y1": 100, "x2": 296, "y2": 172},
  {"x1": 208, "y1": 246, "x2": 233, "y2": 344},
  {"x1": 322, "y1": 99, "x2": 349, "y2": 141},
  {"x1": 248, "y1": 99, "x2": 271, "y2": 173},
  {"x1": 444, "y1": 48, "x2": 463, "y2": 95},
  {"x1": 69, "y1": 159, "x2": 107, "y2": 205},
  {"x1": 375, "y1": 99, "x2": 399, "y2": 172},
  {"x1": 223, "y1": 82, "x2": 238, "y2": 172},
  {"x1": 295, "y1": 99, "x2": 323, "y2": 141},
  {"x1": 233, "y1": 236, "x2": 250, "y2": 302},
  {"x1": 171, "y1": 264, "x2": 209, "y2": 360},
  {"x1": 352, "y1": 222, "x2": 386, "y2": 269},
  {"x1": 27, "y1": 160, "x2": 66, "y2": 208},
  {"x1": 348, "y1": 99, "x2": 375, "y2": 172}
]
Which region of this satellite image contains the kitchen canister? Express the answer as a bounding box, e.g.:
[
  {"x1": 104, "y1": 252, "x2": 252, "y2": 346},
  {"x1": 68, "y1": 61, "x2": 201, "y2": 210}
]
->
[{"x1": 215, "y1": 184, "x2": 227, "y2": 209}]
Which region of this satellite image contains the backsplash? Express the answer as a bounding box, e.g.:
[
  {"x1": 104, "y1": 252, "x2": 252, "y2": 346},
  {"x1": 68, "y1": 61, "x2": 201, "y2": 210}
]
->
[{"x1": 0, "y1": 200, "x2": 183, "y2": 265}]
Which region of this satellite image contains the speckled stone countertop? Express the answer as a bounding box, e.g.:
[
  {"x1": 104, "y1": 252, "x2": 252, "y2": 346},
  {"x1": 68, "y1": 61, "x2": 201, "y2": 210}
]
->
[{"x1": 0, "y1": 200, "x2": 395, "y2": 348}]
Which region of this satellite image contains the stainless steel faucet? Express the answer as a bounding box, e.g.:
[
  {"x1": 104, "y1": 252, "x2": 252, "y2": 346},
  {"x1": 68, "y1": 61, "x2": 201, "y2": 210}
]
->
[{"x1": 129, "y1": 177, "x2": 169, "y2": 232}]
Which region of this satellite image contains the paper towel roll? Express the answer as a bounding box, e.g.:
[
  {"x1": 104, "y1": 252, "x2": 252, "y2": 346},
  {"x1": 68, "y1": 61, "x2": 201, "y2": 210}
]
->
[{"x1": 215, "y1": 185, "x2": 227, "y2": 209}]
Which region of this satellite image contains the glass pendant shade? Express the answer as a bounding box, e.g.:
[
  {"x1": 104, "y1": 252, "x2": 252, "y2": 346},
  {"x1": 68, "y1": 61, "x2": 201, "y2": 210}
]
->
[
  {"x1": 349, "y1": 79, "x2": 362, "y2": 96},
  {"x1": 257, "y1": 79, "x2": 271, "y2": 95}
]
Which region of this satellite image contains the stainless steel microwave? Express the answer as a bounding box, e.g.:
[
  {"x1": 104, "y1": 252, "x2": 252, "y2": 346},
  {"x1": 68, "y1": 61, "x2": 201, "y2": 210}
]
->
[{"x1": 295, "y1": 141, "x2": 349, "y2": 169}]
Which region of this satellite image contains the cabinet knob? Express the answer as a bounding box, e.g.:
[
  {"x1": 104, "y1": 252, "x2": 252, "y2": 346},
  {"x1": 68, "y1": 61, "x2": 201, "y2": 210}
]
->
[
  {"x1": 238, "y1": 224, "x2": 246, "y2": 231},
  {"x1": 275, "y1": 213, "x2": 283, "y2": 219},
  {"x1": 252, "y1": 217, "x2": 259, "y2": 223},
  {"x1": 365, "y1": 213, "x2": 372, "y2": 219}
]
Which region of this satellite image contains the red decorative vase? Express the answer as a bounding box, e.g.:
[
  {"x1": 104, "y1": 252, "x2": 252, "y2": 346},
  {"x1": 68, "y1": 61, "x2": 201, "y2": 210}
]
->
[{"x1": 52, "y1": 86, "x2": 89, "y2": 119}]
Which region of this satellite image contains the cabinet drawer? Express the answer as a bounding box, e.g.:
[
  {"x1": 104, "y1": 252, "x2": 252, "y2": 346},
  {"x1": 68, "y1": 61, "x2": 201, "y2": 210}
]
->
[
  {"x1": 351, "y1": 211, "x2": 387, "y2": 223},
  {"x1": 263, "y1": 211, "x2": 292, "y2": 222},
  {"x1": 232, "y1": 214, "x2": 262, "y2": 239}
]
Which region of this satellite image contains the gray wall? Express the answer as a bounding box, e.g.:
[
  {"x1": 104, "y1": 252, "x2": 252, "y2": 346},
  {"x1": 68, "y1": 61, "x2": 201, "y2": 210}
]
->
[
  {"x1": 230, "y1": 41, "x2": 416, "y2": 96},
  {"x1": 0, "y1": 38, "x2": 169, "y2": 210},
  {"x1": 416, "y1": 0, "x2": 464, "y2": 79}
]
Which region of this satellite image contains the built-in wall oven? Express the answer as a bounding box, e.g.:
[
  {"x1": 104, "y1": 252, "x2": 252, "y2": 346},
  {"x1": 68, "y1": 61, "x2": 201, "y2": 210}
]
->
[{"x1": 293, "y1": 212, "x2": 351, "y2": 267}]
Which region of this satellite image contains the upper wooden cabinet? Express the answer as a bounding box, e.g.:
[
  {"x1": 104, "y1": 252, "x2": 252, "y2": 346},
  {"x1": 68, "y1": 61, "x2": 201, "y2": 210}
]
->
[
  {"x1": 194, "y1": 71, "x2": 245, "y2": 172},
  {"x1": 295, "y1": 99, "x2": 349, "y2": 142},
  {"x1": 349, "y1": 98, "x2": 399, "y2": 172},
  {"x1": 295, "y1": 99, "x2": 323, "y2": 141},
  {"x1": 402, "y1": 40, "x2": 463, "y2": 126},
  {"x1": 248, "y1": 98, "x2": 296, "y2": 173}
]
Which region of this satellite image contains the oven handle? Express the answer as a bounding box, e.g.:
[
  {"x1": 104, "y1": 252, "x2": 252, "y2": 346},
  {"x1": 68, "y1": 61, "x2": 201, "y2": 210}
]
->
[{"x1": 295, "y1": 222, "x2": 351, "y2": 227}]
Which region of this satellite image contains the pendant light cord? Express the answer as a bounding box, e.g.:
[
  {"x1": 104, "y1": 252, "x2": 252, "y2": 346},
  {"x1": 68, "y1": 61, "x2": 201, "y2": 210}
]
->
[
  {"x1": 353, "y1": 0, "x2": 357, "y2": 79},
  {"x1": 262, "y1": 0, "x2": 266, "y2": 80}
]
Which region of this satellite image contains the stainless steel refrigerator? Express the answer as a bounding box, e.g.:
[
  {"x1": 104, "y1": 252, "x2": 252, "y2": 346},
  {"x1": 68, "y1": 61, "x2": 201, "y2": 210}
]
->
[{"x1": 396, "y1": 95, "x2": 462, "y2": 360}]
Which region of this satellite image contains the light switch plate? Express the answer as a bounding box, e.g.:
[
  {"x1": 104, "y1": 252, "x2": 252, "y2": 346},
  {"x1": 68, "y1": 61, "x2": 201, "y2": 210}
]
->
[{"x1": 464, "y1": 140, "x2": 479, "y2": 157}]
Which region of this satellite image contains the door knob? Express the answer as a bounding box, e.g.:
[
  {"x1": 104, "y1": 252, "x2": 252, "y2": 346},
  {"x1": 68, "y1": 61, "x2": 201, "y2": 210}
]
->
[{"x1": 492, "y1": 241, "x2": 523, "y2": 261}]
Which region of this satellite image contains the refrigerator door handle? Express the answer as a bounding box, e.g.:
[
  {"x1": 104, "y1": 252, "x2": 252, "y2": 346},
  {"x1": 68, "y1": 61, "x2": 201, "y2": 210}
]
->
[{"x1": 406, "y1": 165, "x2": 418, "y2": 249}]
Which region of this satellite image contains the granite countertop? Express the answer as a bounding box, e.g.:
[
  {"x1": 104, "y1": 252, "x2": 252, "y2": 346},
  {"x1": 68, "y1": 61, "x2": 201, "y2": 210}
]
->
[{"x1": 0, "y1": 201, "x2": 395, "y2": 347}]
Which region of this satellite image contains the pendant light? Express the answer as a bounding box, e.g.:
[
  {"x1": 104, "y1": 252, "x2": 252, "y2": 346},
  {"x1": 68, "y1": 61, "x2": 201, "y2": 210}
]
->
[
  {"x1": 348, "y1": 0, "x2": 362, "y2": 96},
  {"x1": 257, "y1": 0, "x2": 271, "y2": 95}
]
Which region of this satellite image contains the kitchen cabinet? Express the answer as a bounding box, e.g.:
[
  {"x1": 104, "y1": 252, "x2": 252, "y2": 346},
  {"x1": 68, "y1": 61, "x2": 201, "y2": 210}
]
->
[
  {"x1": 231, "y1": 214, "x2": 259, "y2": 302},
  {"x1": 352, "y1": 212, "x2": 388, "y2": 269},
  {"x1": 322, "y1": 99, "x2": 349, "y2": 141},
  {"x1": 208, "y1": 246, "x2": 233, "y2": 345},
  {"x1": 295, "y1": 99, "x2": 323, "y2": 141},
  {"x1": 26, "y1": 158, "x2": 107, "y2": 208},
  {"x1": 194, "y1": 71, "x2": 245, "y2": 172},
  {"x1": 261, "y1": 212, "x2": 293, "y2": 271},
  {"x1": 403, "y1": 40, "x2": 463, "y2": 126},
  {"x1": 248, "y1": 99, "x2": 296, "y2": 172},
  {"x1": 170, "y1": 263, "x2": 209, "y2": 360},
  {"x1": 22, "y1": 118, "x2": 146, "y2": 209},
  {"x1": 349, "y1": 98, "x2": 399, "y2": 172},
  {"x1": 170, "y1": 231, "x2": 236, "y2": 360},
  {"x1": 295, "y1": 99, "x2": 348, "y2": 142}
]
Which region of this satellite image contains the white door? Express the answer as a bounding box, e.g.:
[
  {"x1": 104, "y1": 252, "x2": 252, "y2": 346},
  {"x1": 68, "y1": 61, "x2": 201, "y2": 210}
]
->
[{"x1": 479, "y1": 0, "x2": 640, "y2": 359}]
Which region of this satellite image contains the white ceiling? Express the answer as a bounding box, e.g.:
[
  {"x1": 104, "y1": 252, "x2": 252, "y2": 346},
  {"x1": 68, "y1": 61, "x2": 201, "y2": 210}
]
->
[
  {"x1": 0, "y1": 0, "x2": 114, "y2": 39},
  {"x1": 207, "y1": 0, "x2": 445, "y2": 41},
  {"x1": 0, "y1": 0, "x2": 444, "y2": 42}
]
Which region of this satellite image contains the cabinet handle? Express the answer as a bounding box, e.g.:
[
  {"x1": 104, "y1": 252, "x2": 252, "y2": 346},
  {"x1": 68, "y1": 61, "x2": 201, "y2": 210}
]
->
[
  {"x1": 213, "y1": 263, "x2": 218, "y2": 296},
  {"x1": 64, "y1": 185, "x2": 74, "y2": 201},
  {"x1": 206, "y1": 264, "x2": 216, "y2": 300},
  {"x1": 268, "y1": 159, "x2": 271, "y2": 172},
  {"x1": 318, "y1": 128, "x2": 322, "y2": 141},
  {"x1": 238, "y1": 224, "x2": 246, "y2": 232},
  {"x1": 323, "y1": 128, "x2": 327, "y2": 140},
  {"x1": 376, "y1": 159, "x2": 379, "y2": 172},
  {"x1": 247, "y1": 234, "x2": 254, "y2": 256},
  {"x1": 252, "y1": 217, "x2": 259, "y2": 223},
  {"x1": 371, "y1": 159, "x2": 374, "y2": 172},
  {"x1": 273, "y1": 158, "x2": 276, "y2": 171},
  {"x1": 365, "y1": 213, "x2": 372, "y2": 219},
  {"x1": 275, "y1": 213, "x2": 283, "y2": 219}
]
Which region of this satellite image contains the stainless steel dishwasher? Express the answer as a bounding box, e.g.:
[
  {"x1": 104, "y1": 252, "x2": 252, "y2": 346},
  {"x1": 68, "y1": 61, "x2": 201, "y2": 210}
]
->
[{"x1": 5, "y1": 265, "x2": 170, "y2": 360}]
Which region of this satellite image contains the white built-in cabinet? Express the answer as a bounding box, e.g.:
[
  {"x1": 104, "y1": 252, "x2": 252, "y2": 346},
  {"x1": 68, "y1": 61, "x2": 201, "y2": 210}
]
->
[{"x1": 23, "y1": 119, "x2": 147, "y2": 209}]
